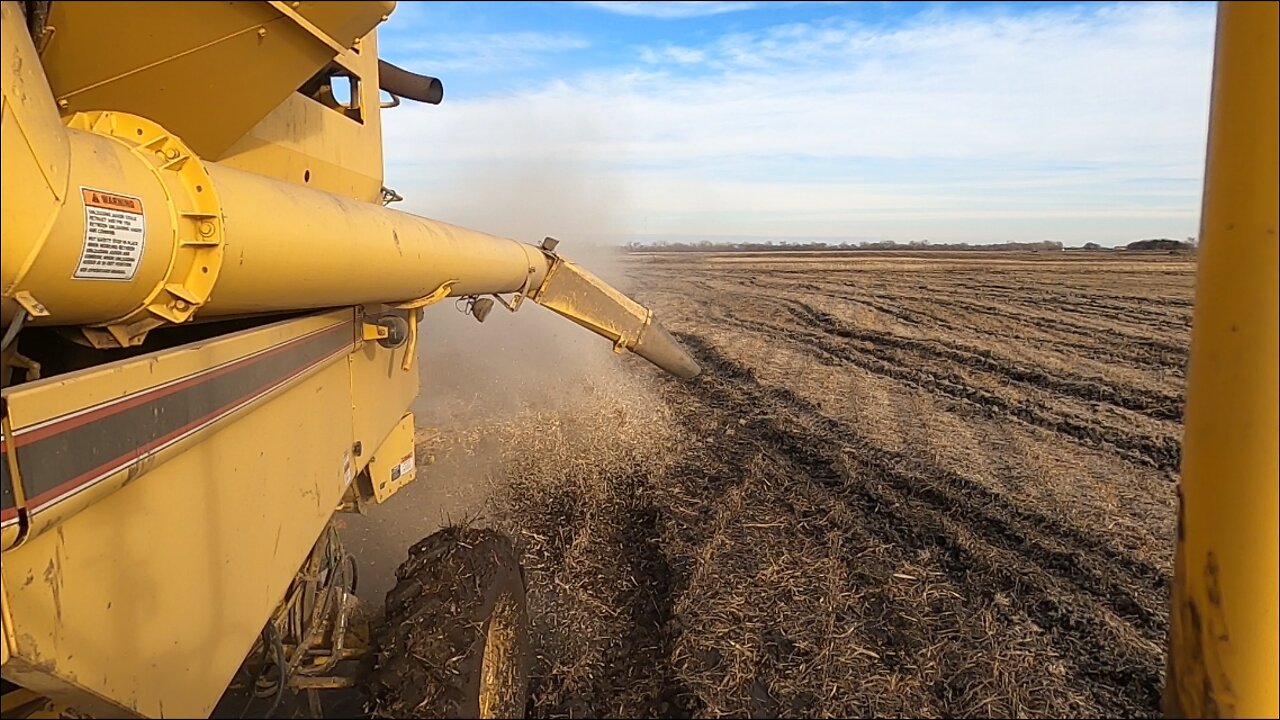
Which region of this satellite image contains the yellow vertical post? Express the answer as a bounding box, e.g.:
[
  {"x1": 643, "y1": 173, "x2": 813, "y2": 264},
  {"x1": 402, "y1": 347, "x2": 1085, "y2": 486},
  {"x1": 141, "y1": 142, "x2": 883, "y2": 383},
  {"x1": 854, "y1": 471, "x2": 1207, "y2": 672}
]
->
[{"x1": 1165, "y1": 2, "x2": 1279, "y2": 718}]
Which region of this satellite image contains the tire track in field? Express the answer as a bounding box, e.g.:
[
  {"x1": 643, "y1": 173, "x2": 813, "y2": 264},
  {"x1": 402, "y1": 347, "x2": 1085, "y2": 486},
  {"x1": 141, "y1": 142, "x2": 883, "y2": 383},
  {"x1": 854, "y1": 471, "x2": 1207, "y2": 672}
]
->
[
  {"x1": 780, "y1": 299, "x2": 1184, "y2": 422},
  {"x1": 703, "y1": 300, "x2": 1182, "y2": 473},
  {"x1": 955, "y1": 288, "x2": 1191, "y2": 335},
  {"x1": 930, "y1": 295, "x2": 1190, "y2": 360},
  {"x1": 829, "y1": 282, "x2": 1188, "y2": 361},
  {"x1": 763, "y1": 280, "x2": 1188, "y2": 374},
  {"x1": 668, "y1": 334, "x2": 1166, "y2": 717}
]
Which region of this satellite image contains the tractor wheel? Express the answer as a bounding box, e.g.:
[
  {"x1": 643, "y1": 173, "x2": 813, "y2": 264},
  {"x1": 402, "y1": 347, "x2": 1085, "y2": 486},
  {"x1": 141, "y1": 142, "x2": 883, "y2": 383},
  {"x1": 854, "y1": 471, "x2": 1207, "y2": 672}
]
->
[{"x1": 368, "y1": 526, "x2": 531, "y2": 719}]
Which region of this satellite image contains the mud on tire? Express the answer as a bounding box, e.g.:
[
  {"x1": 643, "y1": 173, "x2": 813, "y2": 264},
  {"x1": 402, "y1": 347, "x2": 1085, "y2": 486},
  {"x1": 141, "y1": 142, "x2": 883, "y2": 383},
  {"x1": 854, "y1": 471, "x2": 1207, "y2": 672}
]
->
[{"x1": 368, "y1": 526, "x2": 531, "y2": 719}]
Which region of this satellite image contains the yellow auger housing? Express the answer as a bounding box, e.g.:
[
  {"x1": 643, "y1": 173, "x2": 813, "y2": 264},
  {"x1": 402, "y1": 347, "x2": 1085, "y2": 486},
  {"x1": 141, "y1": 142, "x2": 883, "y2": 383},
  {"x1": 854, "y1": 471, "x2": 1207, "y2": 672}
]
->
[{"x1": 0, "y1": 0, "x2": 697, "y2": 377}]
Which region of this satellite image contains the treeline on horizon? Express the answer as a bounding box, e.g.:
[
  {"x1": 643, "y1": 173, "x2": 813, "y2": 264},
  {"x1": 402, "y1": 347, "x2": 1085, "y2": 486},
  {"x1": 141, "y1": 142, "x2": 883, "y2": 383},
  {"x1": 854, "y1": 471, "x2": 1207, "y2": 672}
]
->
[{"x1": 622, "y1": 238, "x2": 1196, "y2": 253}]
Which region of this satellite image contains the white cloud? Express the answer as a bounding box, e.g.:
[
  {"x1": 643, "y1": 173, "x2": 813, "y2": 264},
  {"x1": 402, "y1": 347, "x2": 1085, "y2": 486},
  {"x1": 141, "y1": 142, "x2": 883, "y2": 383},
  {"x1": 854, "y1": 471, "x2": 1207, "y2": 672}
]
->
[
  {"x1": 390, "y1": 31, "x2": 589, "y2": 72},
  {"x1": 581, "y1": 1, "x2": 758, "y2": 19},
  {"x1": 382, "y1": 2, "x2": 1217, "y2": 246},
  {"x1": 639, "y1": 44, "x2": 707, "y2": 64}
]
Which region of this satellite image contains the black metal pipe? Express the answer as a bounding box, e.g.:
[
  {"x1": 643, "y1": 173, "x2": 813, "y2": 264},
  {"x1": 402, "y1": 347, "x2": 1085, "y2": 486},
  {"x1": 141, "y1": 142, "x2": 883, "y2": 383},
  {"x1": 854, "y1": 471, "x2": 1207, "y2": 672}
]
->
[{"x1": 378, "y1": 60, "x2": 443, "y2": 105}]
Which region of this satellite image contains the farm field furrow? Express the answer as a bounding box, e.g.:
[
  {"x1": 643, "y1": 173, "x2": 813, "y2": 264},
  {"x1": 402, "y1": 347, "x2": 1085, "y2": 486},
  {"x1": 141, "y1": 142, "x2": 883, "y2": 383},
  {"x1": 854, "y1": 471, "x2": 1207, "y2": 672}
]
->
[{"x1": 377, "y1": 250, "x2": 1193, "y2": 719}]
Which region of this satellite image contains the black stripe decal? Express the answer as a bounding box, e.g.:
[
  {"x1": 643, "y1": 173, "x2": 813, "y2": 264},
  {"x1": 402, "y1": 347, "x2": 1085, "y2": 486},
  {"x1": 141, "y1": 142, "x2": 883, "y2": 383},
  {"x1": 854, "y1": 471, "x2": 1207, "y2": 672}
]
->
[
  {"x1": 1, "y1": 439, "x2": 15, "y2": 524},
  {"x1": 14, "y1": 322, "x2": 351, "y2": 509}
]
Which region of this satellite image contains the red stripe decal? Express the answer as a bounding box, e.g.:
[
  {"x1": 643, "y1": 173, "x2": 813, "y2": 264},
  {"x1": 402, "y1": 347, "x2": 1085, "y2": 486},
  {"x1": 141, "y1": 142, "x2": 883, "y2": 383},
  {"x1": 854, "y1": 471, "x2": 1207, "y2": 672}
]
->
[
  {"x1": 13, "y1": 323, "x2": 343, "y2": 448},
  {"x1": 26, "y1": 342, "x2": 349, "y2": 511}
]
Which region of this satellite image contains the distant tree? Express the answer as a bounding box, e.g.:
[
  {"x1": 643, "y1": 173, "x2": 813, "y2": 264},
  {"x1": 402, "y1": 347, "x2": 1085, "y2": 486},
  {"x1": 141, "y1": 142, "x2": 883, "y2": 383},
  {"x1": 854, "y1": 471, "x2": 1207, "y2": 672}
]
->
[
  {"x1": 622, "y1": 238, "x2": 1104, "y2": 254},
  {"x1": 1126, "y1": 238, "x2": 1194, "y2": 252}
]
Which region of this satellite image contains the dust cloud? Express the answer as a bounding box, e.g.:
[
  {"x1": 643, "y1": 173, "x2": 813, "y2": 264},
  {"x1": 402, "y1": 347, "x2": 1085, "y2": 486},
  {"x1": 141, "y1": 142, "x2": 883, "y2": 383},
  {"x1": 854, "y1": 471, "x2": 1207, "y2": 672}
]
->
[
  {"x1": 405, "y1": 121, "x2": 638, "y2": 423},
  {"x1": 342, "y1": 131, "x2": 657, "y2": 606},
  {"x1": 410, "y1": 141, "x2": 640, "y2": 428},
  {"x1": 413, "y1": 284, "x2": 625, "y2": 425}
]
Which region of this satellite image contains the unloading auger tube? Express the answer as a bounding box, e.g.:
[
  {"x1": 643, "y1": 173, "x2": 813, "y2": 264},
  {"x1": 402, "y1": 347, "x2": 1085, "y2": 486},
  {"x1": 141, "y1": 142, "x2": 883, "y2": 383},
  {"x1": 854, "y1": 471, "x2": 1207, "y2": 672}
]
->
[{"x1": 0, "y1": 21, "x2": 698, "y2": 379}]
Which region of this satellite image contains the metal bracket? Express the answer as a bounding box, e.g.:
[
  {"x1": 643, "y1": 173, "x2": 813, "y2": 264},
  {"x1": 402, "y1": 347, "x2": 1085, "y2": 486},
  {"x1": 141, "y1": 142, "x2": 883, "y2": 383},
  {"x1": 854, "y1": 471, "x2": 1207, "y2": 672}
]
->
[
  {"x1": 379, "y1": 185, "x2": 403, "y2": 205},
  {"x1": 494, "y1": 293, "x2": 525, "y2": 313},
  {"x1": 393, "y1": 280, "x2": 457, "y2": 371},
  {"x1": 267, "y1": 1, "x2": 349, "y2": 54},
  {"x1": 11, "y1": 291, "x2": 49, "y2": 318},
  {"x1": 493, "y1": 262, "x2": 541, "y2": 313},
  {"x1": 360, "y1": 323, "x2": 389, "y2": 341}
]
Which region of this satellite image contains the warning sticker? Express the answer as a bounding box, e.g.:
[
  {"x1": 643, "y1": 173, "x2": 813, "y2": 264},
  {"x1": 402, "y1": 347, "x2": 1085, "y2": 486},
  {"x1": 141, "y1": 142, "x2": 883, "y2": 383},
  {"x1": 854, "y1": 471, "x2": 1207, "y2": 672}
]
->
[
  {"x1": 391, "y1": 452, "x2": 414, "y2": 482},
  {"x1": 342, "y1": 451, "x2": 354, "y2": 487},
  {"x1": 74, "y1": 187, "x2": 146, "y2": 281}
]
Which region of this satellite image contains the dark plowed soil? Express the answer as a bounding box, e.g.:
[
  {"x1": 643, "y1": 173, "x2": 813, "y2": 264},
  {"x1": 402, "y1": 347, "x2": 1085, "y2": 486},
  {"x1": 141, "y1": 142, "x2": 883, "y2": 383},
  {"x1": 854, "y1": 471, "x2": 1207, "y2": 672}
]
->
[{"x1": 464, "y1": 252, "x2": 1188, "y2": 718}]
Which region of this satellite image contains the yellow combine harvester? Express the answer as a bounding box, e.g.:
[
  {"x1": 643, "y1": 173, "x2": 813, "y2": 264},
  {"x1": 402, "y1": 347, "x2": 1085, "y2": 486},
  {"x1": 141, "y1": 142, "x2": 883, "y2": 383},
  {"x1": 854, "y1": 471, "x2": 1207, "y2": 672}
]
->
[
  {"x1": 0, "y1": 1, "x2": 1275, "y2": 718},
  {"x1": 0, "y1": 1, "x2": 697, "y2": 717}
]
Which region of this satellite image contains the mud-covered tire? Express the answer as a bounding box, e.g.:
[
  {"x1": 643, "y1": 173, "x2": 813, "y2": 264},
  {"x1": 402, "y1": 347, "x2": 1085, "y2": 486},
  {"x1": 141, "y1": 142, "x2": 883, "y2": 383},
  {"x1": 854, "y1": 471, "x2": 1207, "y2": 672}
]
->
[{"x1": 368, "y1": 526, "x2": 531, "y2": 719}]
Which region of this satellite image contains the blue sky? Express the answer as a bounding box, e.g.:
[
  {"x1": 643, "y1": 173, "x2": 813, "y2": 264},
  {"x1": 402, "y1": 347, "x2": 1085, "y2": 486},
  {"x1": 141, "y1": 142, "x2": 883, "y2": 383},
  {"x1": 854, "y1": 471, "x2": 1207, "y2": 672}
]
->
[{"x1": 377, "y1": 1, "x2": 1217, "y2": 247}]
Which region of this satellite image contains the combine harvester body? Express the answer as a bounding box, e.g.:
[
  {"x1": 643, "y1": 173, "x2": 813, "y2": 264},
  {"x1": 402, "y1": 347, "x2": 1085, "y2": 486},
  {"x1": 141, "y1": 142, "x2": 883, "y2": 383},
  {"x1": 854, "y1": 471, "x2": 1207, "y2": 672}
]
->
[{"x1": 0, "y1": 2, "x2": 694, "y2": 716}]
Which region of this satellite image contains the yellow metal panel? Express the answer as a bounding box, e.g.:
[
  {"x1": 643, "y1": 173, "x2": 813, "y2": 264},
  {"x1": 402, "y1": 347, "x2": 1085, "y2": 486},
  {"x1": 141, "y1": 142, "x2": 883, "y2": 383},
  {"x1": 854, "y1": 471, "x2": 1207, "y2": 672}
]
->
[
  {"x1": 2, "y1": 310, "x2": 354, "y2": 548},
  {"x1": 0, "y1": 518, "x2": 16, "y2": 553},
  {"x1": 0, "y1": 331, "x2": 364, "y2": 717},
  {"x1": 39, "y1": 2, "x2": 387, "y2": 159},
  {"x1": 366, "y1": 412, "x2": 416, "y2": 503},
  {"x1": 1165, "y1": 2, "x2": 1279, "y2": 718},
  {"x1": 284, "y1": 1, "x2": 396, "y2": 50},
  {"x1": 214, "y1": 32, "x2": 385, "y2": 201},
  {"x1": 214, "y1": 93, "x2": 383, "y2": 201}
]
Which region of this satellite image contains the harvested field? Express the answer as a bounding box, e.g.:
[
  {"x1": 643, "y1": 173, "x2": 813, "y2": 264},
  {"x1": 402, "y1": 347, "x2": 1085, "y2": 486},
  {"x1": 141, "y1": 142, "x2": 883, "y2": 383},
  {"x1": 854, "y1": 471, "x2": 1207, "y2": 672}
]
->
[{"x1": 360, "y1": 251, "x2": 1194, "y2": 718}]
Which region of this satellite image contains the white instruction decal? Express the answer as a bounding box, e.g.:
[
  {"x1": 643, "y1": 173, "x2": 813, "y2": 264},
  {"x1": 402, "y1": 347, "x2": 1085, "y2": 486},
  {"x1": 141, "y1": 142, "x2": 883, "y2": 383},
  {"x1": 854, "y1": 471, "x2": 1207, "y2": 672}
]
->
[
  {"x1": 74, "y1": 187, "x2": 146, "y2": 280},
  {"x1": 391, "y1": 452, "x2": 414, "y2": 481},
  {"x1": 342, "y1": 450, "x2": 354, "y2": 487}
]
